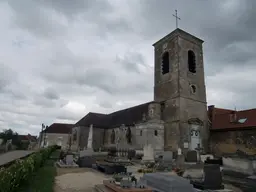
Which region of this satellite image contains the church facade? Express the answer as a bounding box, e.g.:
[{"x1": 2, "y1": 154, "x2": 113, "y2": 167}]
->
[{"x1": 71, "y1": 28, "x2": 209, "y2": 154}]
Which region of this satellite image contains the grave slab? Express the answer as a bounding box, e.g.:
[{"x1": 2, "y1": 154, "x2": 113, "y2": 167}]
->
[
  {"x1": 103, "y1": 180, "x2": 152, "y2": 192},
  {"x1": 140, "y1": 172, "x2": 195, "y2": 192}
]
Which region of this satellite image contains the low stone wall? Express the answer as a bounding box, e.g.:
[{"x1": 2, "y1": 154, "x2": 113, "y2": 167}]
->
[{"x1": 222, "y1": 156, "x2": 256, "y2": 175}]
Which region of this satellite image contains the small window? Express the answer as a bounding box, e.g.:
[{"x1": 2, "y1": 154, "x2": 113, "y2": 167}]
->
[
  {"x1": 154, "y1": 130, "x2": 158, "y2": 136},
  {"x1": 161, "y1": 52, "x2": 169, "y2": 75},
  {"x1": 160, "y1": 102, "x2": 165, "y2": 120},
  {"x1": 190, "y1": 85, "x2": 196, "y2": 94},
  {"x1": 188, "y1": 50, "x2": 196, "y2": 73},
  {"x1": 140, "y1": 130, "x2": 142, "y2": 136}
]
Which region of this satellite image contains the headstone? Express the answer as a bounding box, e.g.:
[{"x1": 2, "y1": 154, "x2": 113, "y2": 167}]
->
[
  {"x1": 157, "y1": 151, "x2": 173, "y2": 171},
  {"x1": 163, "y1": 151, "x2": 173, "y2": 162},
  {"x1": 66, "y1": 155, "x2": 74, "y2": 165},
  {"x1": 140, "y1": 172, "x2": 195, "y2": 192},
  {"x1": 195, "y1": 144, "x2": 203, "y2": 163},
  {"x1": 186, "y1": 150, "x2": 197, "y2": 162},
  {"x1": 191, "y1": 164, "x2": 224, "y2": 190},
  {"x1": 177, "y1": 148, "x2": 182, "y2": 155},
  {"x1": 142, "y1": 144, "x2": 154, "y2": 162}
]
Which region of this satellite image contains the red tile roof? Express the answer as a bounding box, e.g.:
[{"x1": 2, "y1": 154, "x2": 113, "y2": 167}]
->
[
  {"x1": 43, "y1": 123, "x2": 74, "y2": 134},
  {"x1": 18, "y1": 134, "x2": 37, "y2": 142},
  {"x1": 209, "y1": 105, "x2": 256, "y2": 130}
]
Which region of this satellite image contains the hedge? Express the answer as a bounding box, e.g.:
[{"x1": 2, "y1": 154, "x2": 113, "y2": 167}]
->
[{"x1": 0, "y1": 145, "x2": 58, "y2": 192}]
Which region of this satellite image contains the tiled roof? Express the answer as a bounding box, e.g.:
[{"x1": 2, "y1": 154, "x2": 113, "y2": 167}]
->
[
  {"x1": 43, "y1": 123, "x2": 74, "y2": 134},
  {"x1": 208, "y1": 105, "x2": 256, "y2": 130},
  {"x1": 18, "y1": 134, "x2": 37, "y2": 142},
  {"x1": 75, "y1": 112, "x2": 109, "y2": 128},
  {"x1": 76, "y1": 101, "x2": 154, "y2": 128}
]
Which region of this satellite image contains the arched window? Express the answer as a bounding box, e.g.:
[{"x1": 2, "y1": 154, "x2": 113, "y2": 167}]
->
[
  {"x1": 161, "y1": 52, "x2": 169, "y2": 75},
  {"x1": 191, "y1": 85, "x2": 196, "y2": 94},
  {"x1": 188, "y1": 50, "x2": 196, "y2": 73},
  {"x1": 154, "y1": 130, "x2": 158, "y2": 136}
]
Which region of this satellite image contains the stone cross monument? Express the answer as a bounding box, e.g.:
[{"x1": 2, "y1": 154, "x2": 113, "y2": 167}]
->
[{"x1": 87, "y1": 124, "x2": 94, "y2": 151}]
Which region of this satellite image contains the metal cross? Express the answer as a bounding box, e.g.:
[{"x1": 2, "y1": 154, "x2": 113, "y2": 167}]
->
[{"x1": 172, "y1": 9, "x2": 181, "y2": 29}]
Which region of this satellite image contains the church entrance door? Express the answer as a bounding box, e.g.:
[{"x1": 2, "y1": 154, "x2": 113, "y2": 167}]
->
[{"x1": 190, "y1": 124, "x2": 200, "y2": 150}]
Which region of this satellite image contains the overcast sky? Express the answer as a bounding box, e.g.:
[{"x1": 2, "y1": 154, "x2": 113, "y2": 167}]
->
[{"x1": 0, "y1": 0, "x2": 255, "y2": 135}]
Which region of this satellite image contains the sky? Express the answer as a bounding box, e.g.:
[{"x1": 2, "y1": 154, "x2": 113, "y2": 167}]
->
[{"x1": 0, "y1": 0, "x2": 255, "y2": 135}]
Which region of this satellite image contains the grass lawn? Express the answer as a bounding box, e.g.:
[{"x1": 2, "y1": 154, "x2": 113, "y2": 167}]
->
[{"x1": 20, "y1": 150, "x2": 60, "y2": 192}]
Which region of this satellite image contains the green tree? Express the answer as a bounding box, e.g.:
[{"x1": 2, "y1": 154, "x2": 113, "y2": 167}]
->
[{"x1": 0, "y1": 129, "x2": 22, "y2": 148}]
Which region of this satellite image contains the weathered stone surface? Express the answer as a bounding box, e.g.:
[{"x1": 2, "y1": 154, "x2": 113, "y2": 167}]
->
[
  {"x1": 186, "y1": 150, "x2": 198, "y2": 162},
  {"x1": 142, "y1": 145, "x2": 154, "y2": 162},
  {"x1": 153, "y1": 29, "x2": 208, "y2": 153},
  {"x1": 140, "y1": 172, "x2": 194, "y2": 192}
]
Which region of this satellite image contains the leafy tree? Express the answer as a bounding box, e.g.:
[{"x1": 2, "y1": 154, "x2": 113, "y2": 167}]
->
[{"x1": 0, "y1": 129, "x2": 22, "y2": 148}]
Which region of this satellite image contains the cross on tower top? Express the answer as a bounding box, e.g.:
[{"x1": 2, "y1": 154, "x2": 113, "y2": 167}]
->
[{"x1": 172, "y1": 9, "x2": 181, "y2": 29}]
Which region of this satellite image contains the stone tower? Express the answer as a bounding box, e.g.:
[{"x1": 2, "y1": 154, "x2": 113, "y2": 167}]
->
[{"x1": 153, "y1": 28, "x2": 208, "y2": 153}]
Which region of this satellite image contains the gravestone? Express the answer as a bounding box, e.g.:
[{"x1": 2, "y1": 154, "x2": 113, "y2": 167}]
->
[
  {"x1": 142, "y1": 144, "x2": 154, "y2": 162},
  {"x1": 156, "y1": 151, "x2": 173, "y2": 171},
  {"x1": 66, "y1": 155, "x2": 73, "y2": 165},
  {"x1": 186, "y1": 150, "x2": 197, "y2": 162},
  {"x1": 163, "y1": 151, "x2": 173, "y2": 162},
  {"x1": 191, "y1": 164, "x2": 224, "y2": 190},
  {"x1": 140, "y1": 172, "x2": 195, "y2": 192},
  {"x1": 56, "y1": 153, "x2": 79, "y2": 168}
]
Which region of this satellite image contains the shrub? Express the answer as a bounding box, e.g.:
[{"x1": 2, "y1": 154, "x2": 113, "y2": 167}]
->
[{"x1": 0, "y1": 145, "x2": 57, "y2": 192}]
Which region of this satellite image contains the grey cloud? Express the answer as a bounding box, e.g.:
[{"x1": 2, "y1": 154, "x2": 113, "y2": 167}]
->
[
  {"x1": 43, "y1": 87, "x2": 60, "y2": 100},
  {"x1": 33, "y1": 96, "x2": 68, "y2": 108},
  {"x1": 7, "y1": 0, "x2": 132, "y2": 39},
  {"x1": 7, "y1": 0, "x2": 67, "y2": 39},
  {"x1": 56, "y1": 112, "x2": 79, "y2": 121},
  {"x1": 41, "y1": 0, "x2": 113, "y2": 17},
  {"x1": 0, "y1": 63, "x2": 16, "y2": 93},
  {"x1": 99, "y1": 100, "x2": 113, "y2": 109},
  {"x1": 137, "y1": 0, "x2": 256, "y2": 69},
  {"x1": 115, "y1": 52, "x2": 146, "y2": 73}
]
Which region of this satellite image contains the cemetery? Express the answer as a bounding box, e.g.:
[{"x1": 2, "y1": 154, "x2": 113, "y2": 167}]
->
[
  {"x1": 50, "y1": 123, "x2": 255, "y2": 192},
  {"x1": 52, "y1": 143, "x2": 254, "y2": 192}
]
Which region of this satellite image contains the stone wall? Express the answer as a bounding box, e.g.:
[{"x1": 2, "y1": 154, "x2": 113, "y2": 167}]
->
[
  {"x1": 44, "y1": 133, "x2": 70, "y2": 150},
  {"x1": 104, "y1": 125, "x2": 136, "y2": 149},
  {"x1": 78, "y1": 126, "x2": 105, "y2": 150},
  {"x1": 210, "y1": 129, "x2": 256, "y2": 156},
  {"x1": 136, "y1": 120, "x2": 164, "y2": 151}
]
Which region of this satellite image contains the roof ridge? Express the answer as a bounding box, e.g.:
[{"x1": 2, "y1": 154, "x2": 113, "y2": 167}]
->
[{"x1": 108, "y1": 101, "x2": 154, "y2": 115}]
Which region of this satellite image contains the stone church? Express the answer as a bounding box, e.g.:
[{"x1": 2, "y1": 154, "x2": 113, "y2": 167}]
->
[{"x1": 71, "y1": 28, "x2": 209, "y2": 155}]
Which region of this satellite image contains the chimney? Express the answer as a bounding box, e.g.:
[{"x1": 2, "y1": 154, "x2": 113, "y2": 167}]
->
[
  {"x1": 208, "y1": 105, "x2": 215, "y2": 123},
  {"x1": 229, "y1": 111, "x2": 237, "y2": 123}
]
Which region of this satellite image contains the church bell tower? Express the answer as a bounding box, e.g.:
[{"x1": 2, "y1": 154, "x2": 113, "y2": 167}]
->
[{"x1": 153, "y1": 28, "x2": 208, "y2": 153}]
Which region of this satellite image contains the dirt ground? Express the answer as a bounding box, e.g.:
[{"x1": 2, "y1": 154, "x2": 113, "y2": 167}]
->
[{"x1": 54, "y1": 167, "x2": 111, "y2": 192}]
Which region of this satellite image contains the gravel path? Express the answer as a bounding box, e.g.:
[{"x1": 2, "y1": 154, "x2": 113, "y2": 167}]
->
[
  {"x1": 54, "y1": 168, "x2": 111, "y2": 192},
  {"x1": 0, "y1": 150, "x2": 34, "y2": 166}
]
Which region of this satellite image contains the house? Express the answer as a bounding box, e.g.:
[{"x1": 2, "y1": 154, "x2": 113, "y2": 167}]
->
[
  {"x1": 71, "y1": 28, "x2": 209, "y2": 155},
  {"x1": 40, "y1": 123, "x2": 73, "y2": 150},
  {"x1": 208, "y1": 105, "x2": 256, "y2": 156},
  {"x1": 18, "y1": 134, "x2": 37, "y2": 150}
]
